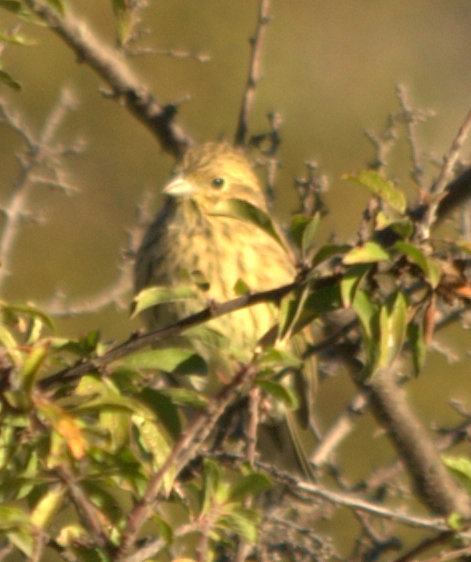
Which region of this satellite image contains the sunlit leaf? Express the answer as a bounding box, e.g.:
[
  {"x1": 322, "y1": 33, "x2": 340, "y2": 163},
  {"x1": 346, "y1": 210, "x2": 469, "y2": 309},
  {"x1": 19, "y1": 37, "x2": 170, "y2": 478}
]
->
[
  {"x1": 119, "y1": 348, "x2": 207, "y2": 376},
  {"x1": 132, "y1": 285, "x2": 196, "y2": 317},
  {"x1": 16, "y1": 342, "x2": 49, "y2": 393},
  {"x1": 43, "y1": 0, "x2": 65, "y2": 16},
  {"x1": 256, "y1": 347, "x2": 302, "y2": 369},
  {"x1": 343, "y1": 170, "x2": 406, "y2": 213},
  {"x1": 217, "y1": 507, "x2": 259, "y2": 543},
  {"x1": 311, "y1": 243, "x2": 351, "y2": 268},
  {"x1": 442, "y1": 456, "x2": 471, "y2": 495},
  {"x1": 290, "y1": 213, "x2": 320, "y2": 256},
  {"x1": 210, "y1": 198, "x2": 287, "y2": 250},
  {"x1": 377, "y1": 291, "x2": 407, "y2": 371},
  {"x1": 340, "y1": 264, "x2": 370, "y2": 308},
  {"x1": 343, "y1": 241, "x2": 391, "y2": 264},
  {"x1": 0, "y1": 31, "x2": 35, "y2": 45},
  {"x1": 30, "y1": 486, "x2": 65, "y2": 529},
  {"x1": 112, "y1": 0, "x2": 132, "y2": 46}
]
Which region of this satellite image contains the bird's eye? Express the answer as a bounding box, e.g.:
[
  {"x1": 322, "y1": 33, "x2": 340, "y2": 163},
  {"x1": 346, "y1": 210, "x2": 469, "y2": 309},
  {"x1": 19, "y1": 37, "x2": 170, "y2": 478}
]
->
[{"x1": 211, "y1": 177, "x2": 225, "y2": 189}]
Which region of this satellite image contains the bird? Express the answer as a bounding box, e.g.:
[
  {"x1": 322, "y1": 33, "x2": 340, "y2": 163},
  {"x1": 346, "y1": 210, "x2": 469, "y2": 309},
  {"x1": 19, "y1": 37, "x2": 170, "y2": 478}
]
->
[{"x1": 134, "y1": 141, "x2": 315, "y2": 471}]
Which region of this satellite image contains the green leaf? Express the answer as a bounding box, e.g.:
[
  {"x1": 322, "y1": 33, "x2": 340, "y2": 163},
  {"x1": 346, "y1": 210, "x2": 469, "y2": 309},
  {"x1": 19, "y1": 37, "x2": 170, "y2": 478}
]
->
[
  {"x1": 290, "y1": 213, "x2": 320, "y2": 256},
  {"x1": 134, "y1": 416, "x2": 174, "y2": 492},
  {"x1": 0, "y1": 31, "x2": 35, "y2": 45},
  {"x1": 447, "y1": 512, "x2": 463, "y2": 531},
  {"x1": 442, "y1": 456, "x2": 471, "y2": 495},
  {"x1": 233, "y1": 278, "x2": 250, "y2": 295},
  {"x1": 352, "y1": 289, "x2": 379, "y2": 373},
  {"x1": 30, "y1": 486, "x2": 65, "y2": 529},
  {"x1": 408, "y1": 321, "x2": 426, "y2": 376},
  {"x1": 0, "y1": 323, "x2": 22, "y2": 366},
  {"x1": 160, "y1": 387, "x2": 208, "y2": 408},
  {"x1": 377, "y1": 291, "x2": 407, "y2": 371},
  {"x1": 376, "y1": 211, "x2": 413, "y2": 239},
  {"x1": 343, "y1": 170, "x2": 407, "y2": 213},
  {"x1": 395, "y1": 241, "x2": 441, "y2": 288},
  {"x1": 15, "y1": 342, "x2": 49, "y2": 393},
  {"x1": 201, "y1": 458, "x2": 221, "y2": 515},
  {"x1": 112, "y1": 0, "x2": 132, "y2": 46},
  {"x1": 228, "y1": 473, "x2": 272, "y2": 501},
  {"x1": 0, "y1": 69, "x2": 21, "y2": 90},
  {"x1": 256, "y1": 347, "x2": 302, "y2": 369},
  {"x1": 256, "y1": 379, "x2": 298, "y2": 409},
  {"x1": 278, "y1": 285, "x2": 310, "y2": 340},
  {"x1": 119, "y1": 348, "x2": 207, "y2": 376},
  {"x1": 340, "y1": 264, "x2": 371, "y2": 308},
  {"x1": 210, "y1": 198, "x2": 287, "y2": 250},
  {"x1": 217, "y1": 507, "x2": 259, "y2": 543},
  {"x1": 137, "y1": 388, "x2": 181, "y2": 440},
  {"x1": 132, "y1": 285, "x2": 196, "y2": 317},
  {"x1": 43, "y1": 0, "x2": 65, "y2": 16},
  {"x1": 311, "y1": 243, "x2": 351, "y2": 268},
  {"x1": 301, "y1": 284, "x2": 342, "y2": 321},
  {"x1": 343, "y1": 241, "x2": 391, "y2": 264}
]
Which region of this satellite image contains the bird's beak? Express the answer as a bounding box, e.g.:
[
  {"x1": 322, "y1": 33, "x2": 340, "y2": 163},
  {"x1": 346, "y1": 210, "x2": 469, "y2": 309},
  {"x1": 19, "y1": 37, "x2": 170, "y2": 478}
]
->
[{"x1": 163, "y1": 177, "x2": 195, "y2": 197}]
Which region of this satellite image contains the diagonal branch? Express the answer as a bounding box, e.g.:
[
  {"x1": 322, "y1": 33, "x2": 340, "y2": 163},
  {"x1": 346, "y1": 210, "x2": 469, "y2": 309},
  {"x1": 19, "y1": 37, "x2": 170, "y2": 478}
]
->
[{"x1": 25, "y1": 0, "x2": 192, "y2": 157}]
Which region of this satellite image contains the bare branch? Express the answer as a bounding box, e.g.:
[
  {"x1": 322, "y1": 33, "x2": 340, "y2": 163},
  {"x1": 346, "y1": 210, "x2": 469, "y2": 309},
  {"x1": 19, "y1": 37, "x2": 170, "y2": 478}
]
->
[
  {"x1": 25, "y1": 0, "x2": 192, "y2": 157},
  {"x1": 0, "y1": 89, "x2": 77, "y2": 291},
  {"x1": 234, "y1": 0, "x2": 272, "y2": 146},
  {"x1": 396, "y1": 84, "x2": 435, "y2": 188}
]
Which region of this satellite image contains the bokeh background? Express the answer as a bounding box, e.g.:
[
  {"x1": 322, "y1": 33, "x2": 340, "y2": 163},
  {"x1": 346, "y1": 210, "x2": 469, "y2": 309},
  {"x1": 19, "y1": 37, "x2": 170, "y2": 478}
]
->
[{"x1": 2, "y1": 1, "x2": 471, "y2": 555}]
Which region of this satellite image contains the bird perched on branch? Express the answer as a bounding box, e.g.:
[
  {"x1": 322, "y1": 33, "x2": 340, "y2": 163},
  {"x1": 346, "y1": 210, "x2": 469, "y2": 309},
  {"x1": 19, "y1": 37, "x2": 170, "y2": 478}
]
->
[{"x1": 134, "y1": 141, "x2": 315, "y2": 470}]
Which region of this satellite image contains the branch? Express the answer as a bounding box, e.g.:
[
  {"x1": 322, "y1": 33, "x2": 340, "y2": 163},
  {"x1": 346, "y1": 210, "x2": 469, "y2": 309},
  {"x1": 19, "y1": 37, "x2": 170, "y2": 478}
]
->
[
  {"x1": 114, "y1": 362, "x2": 256, "y2": 560},
  {"x1": 419, "y1": 105, "x2": 471, "y2": 233},
  {"x1": 39, "y1": 279, "x2": 302, "y2": 389},
  {"x1": 0, "y1": 89, "x2": 77, "y2": 291},
  {"x1": 367, "y1": 366, "x2": 471, "y2": 518},
  {"x1": 25, "y1": 0, "x2": 192, "y2": 157},
  {"x1": 234, "y1": 0, "x2": 272, "y2": 146},
  {"x1": 217, "y1": 453, "x2": 459, "y2": 534}
]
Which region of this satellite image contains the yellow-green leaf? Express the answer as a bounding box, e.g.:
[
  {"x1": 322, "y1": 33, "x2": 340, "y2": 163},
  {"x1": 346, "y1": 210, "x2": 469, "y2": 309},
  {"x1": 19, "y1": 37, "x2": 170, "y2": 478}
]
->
[{"x1": 343, "y1": 170, "x2": 406, "y2": 213}]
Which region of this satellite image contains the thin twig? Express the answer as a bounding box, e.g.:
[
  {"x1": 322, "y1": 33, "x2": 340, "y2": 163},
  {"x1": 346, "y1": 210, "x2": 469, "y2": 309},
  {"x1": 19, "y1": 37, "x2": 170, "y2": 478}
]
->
[
  {"x1": 216, "y1": 453, "x2": 458, "y2": 534},
  {"x1": 0, "y1": 90, "x2": 77, "y2": 291},
  {"x1": 396, "y1": 84, "x2": 434, "y2": 188},
  {"x1": 421, "y1": 105, "x2": 471, "y2": 233},
  {"x1": 234, "y1": 0, "x2": 272, "y2": 146},
  {"x1": 127, "y1": 46, "x2": 210, "y2": 63},
  {"x1": 310, "y1": 392, "x2": 368, "y2": 467}
]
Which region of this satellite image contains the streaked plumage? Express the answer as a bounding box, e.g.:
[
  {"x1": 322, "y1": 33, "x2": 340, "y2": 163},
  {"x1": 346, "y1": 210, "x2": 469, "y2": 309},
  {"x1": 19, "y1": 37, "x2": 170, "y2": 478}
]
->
[
  {"x1": 134, "y1": 142, "x2": 315, "y2": 472},
  {"x1": 135, "y1": 142, "x2": 294, "y2": 353}
]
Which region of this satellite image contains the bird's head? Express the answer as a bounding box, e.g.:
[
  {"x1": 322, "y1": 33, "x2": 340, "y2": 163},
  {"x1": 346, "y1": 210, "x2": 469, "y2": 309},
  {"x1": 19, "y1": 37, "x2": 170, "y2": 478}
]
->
[{"x1": 163, "y1": 142, "x2": 266, "y2": 211}]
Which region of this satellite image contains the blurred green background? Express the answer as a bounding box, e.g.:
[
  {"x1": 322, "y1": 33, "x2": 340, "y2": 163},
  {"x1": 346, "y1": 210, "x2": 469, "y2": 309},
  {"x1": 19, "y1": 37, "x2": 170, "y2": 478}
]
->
[{"x1": 2, "y1": 1, "x2": 471, "y2": 553}]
